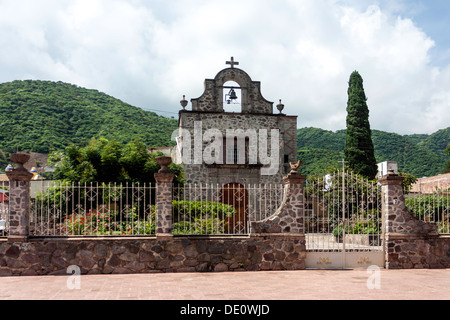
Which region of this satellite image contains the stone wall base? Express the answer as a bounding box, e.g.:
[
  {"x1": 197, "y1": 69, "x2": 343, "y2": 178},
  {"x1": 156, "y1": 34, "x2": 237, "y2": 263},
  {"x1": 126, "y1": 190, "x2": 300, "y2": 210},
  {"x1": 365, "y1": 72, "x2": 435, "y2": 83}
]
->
[
  {"x1": 386, "y1": 234, "x2": 450, "y2": 269},
  {"x1": 0, "y1": 234, "x2": 306, "y2": 277}
]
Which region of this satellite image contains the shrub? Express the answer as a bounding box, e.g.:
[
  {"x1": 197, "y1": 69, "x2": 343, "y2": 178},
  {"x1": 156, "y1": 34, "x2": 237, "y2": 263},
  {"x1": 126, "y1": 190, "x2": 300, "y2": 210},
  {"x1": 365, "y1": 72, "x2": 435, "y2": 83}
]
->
[
  {"x1": 172, "y1": 200, "x2": 236, "y2": 222},
  {"x1": 332, "y1": 220, "x2": 380, "y2": 237},
  {"x1": 172, "y1": 200, "x2": 236, "y2": 235},
  {"x1": 173, "y1": 218, "x2": 228, "y2": 235},
  {"x1": 63, "y1": 209, "x2": 156, "y2": 236}
]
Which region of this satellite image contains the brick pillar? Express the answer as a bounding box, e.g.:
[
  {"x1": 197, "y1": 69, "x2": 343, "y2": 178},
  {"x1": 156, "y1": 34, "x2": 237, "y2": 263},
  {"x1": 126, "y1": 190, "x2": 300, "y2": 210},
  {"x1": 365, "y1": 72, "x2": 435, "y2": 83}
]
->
[
  {"x1": 154, "y1": 157, "x2": 175, "y2": 236},
  {"x1": 251, "y1": 161, "x2": 306, "y2": 234},
  {"x1": 5, "y1": 153, "x2": 33, "y2": 242}
]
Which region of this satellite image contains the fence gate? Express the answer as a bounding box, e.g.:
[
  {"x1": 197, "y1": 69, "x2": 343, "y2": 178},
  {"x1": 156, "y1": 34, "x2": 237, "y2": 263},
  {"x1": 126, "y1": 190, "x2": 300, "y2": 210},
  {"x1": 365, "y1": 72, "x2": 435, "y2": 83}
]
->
[{"x1": 304, "y1": 170, "x2": 385, "y2": 269}]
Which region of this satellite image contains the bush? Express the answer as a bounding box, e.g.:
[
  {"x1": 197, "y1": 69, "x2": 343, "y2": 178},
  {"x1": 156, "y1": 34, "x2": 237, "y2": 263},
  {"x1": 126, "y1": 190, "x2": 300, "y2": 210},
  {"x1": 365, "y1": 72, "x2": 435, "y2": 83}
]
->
[
  {"x1": 173, "y1": 218, "x2": 228, "y2": 235},
  {"x1": 172, "y1": 200, "x2": 236, "y2": 222},
  {"x1": 172, "y1": 200, "x2": 236, "y2": 235},
  {"x1": 332, "y1": 220, "x2": 380, "y2": 237},
  {"x1": 63, "y1": 209, "x2": 156, "y2": 236},
  {"x1": 40, "y1": 198, "x2": 236, "y2": 236}
]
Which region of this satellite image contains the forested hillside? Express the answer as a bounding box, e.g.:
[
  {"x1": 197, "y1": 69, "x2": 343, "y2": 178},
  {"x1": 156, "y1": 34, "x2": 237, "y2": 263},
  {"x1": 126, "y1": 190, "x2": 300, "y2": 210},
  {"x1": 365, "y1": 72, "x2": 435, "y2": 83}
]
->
[
  {"x1": 0, "y1": 80, "x2": 448, "y2": 178},
  {"x1": 298, "y1": 127, "x2": 449, "y2": 177},
  {"x1": 0, "y1": 80, "x2": 178, "y2": 154}
]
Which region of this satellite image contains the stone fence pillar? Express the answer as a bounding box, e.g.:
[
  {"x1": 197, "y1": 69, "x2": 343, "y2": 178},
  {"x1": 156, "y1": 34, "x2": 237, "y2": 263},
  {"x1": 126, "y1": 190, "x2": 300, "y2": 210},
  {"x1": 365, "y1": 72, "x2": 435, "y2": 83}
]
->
[
  {"x1": 379, "y1": 170, "x2": 438, "y2": 236},
  {"x1": 379, "y1": 169, "x2": 439, "y2": 269},
  {"x1": 154, "y1": 157, "x2": 175, "y2": 236},
  {"x1": 5, "y1": 153, "x2": 34, "y2": 242},
  {"x1": 251, "y1": 161, "x2": 306, "y2": 234}
]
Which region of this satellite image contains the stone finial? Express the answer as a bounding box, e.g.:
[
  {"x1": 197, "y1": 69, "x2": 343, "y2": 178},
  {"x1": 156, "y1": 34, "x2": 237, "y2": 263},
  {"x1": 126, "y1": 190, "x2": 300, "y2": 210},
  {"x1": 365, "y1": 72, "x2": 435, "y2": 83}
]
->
[
  {"x1": 289, "y1": 160, "x2": 302, "y2": 174},
  {"x1": 155, "y1": 156, "x2": 175, "y2": 183},
  {"x1": 156, "y1": 156, "x2": 172, "y2": 173},
  {"x1": 284, "y1": 160, "x2": 306, "y2": 185},
  {"x1": 6, "y1": 153, "x2": 33, "y2": 182},
  {"x1": 277, "y1": 100, "x2": 285, "y2": 114},
  {"x1": 180, "y1": 95, "x2": 188, "y2": 110}
]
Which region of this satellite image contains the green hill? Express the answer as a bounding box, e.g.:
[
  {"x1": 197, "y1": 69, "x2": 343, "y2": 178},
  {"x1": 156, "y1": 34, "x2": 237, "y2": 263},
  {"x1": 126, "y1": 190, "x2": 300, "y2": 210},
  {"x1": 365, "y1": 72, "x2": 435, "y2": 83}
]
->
[
  {"x1": 0, "y1": 80, "x2": 178, "y2": 154},
  {"x1": 413, "y1": 128, "x2": 450, "y2": 155},
  {"x1": 0, "y1": 80, "x2": 448, "y2": 178},
  {"x1": 298, "y1": 127, "x2": 449, "y2": 177}
]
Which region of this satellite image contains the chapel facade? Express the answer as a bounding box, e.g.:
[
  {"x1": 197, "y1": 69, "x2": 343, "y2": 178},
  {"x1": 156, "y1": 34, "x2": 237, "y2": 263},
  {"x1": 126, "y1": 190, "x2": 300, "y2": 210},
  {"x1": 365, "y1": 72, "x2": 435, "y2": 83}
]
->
[
  {"x1": 174, "y1": 58, "x2": 298, "y2": 233},
  {"x1": 175, "y1": 58, "x2": 298, "y2": 185}
]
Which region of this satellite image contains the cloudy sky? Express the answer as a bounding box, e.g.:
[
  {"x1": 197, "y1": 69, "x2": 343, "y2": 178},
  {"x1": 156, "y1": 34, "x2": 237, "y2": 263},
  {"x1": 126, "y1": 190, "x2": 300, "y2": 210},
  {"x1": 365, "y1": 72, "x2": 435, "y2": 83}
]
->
[{"x1": 0, "y1": 0, "x2": 449, "y2": 135}]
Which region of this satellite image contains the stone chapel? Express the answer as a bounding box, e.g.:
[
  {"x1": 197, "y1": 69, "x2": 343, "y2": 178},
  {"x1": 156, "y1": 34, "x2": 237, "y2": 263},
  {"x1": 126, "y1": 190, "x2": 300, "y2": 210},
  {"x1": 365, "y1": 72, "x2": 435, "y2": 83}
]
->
[
  {"x1": 175, "y1": 57, "x2": 298, "y2": 184},
  {"x1": 174, "y1": 58, "x2": 298, "y2": 232}
]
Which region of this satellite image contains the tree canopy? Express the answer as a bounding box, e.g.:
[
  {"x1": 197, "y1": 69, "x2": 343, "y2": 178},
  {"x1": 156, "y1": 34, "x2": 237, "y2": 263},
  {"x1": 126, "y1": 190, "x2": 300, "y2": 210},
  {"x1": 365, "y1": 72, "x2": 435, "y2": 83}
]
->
[{"x1": 49, "y1": 137, "x2": 184, "y2": 185}]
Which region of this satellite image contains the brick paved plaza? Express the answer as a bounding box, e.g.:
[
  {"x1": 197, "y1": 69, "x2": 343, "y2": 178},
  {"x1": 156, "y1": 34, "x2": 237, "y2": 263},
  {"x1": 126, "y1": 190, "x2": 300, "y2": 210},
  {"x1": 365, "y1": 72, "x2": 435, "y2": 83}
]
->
[{"x1": 0, "y1": 269, "x2": 448, "y2": 301}]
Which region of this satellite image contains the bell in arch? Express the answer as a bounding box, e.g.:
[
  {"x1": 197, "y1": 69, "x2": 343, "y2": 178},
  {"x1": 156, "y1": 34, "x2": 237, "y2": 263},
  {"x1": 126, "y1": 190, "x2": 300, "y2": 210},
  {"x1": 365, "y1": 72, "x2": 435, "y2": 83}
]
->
[{"x1": 226, "y1": 88, "x2": 238, "y2": 104}]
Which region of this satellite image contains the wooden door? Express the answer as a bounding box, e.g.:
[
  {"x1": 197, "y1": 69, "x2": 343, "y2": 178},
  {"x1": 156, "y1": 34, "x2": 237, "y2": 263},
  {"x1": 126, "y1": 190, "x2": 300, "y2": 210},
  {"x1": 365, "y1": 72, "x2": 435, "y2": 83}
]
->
[{"x1": 221, "y1": 184, "x2": 248, "y2": 234}]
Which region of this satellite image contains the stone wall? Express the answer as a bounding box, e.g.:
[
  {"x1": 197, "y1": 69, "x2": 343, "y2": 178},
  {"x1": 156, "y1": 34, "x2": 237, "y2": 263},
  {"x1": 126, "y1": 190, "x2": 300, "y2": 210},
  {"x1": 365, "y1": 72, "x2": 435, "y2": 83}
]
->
[
  {"x1": 251, "y1": 171, "x2": 306, "y2": 234},
  {"x1": 386, "y1": 234, "x2": 450, "y2": 269},
  {"x1": 283, "y1": 116, "x2": 299, "y2": 166},
  {"x1": 0, "y1": 235, "x2": 306, "y2": 276},
  {"x1": 3, "y1": 151, "x2": 449, "y2": 276},
  {"x1": 1, "y1": 153, "x2": 308, "y2": 277},
  {"x1": 178, "y1": 111, "x2": 293, "y2": 185},
  {"x1": 380, "y1": 170, "x2": 450, "y2": 269}
]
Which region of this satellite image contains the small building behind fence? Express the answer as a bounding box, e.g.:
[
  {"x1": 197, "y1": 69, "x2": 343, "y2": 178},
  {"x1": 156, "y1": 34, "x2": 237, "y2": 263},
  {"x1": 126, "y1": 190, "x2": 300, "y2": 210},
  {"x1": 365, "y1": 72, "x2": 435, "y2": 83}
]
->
[{"x1": 410, "y1": 173, "x2": 450, "y2": 194}]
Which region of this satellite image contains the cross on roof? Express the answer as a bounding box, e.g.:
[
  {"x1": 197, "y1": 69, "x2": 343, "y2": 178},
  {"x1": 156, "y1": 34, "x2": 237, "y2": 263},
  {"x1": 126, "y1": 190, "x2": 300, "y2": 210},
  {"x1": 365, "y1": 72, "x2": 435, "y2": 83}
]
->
[{"x1": 226, "y1": 57, "x2": 239, "y2": 69}]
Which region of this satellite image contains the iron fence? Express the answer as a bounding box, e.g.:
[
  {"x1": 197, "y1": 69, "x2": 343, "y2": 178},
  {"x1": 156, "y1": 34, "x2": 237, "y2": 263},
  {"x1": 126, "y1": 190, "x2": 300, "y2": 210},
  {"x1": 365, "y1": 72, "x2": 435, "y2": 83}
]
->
[
  {"x1": 29, "y1": 181, "x2": 285, "y2": 237},
  {"x1": 406, "y1": 190, "x2": 450, "y2": 234},
  {"x1": 172, "y1": 183, "x2": 285, "y2": 236},
  {"x1": 304, "y1": 170, "x2": 383, "y2": 252},
  {"x1": 31, "y1": 181, "x2": 157, "y2": 237}
]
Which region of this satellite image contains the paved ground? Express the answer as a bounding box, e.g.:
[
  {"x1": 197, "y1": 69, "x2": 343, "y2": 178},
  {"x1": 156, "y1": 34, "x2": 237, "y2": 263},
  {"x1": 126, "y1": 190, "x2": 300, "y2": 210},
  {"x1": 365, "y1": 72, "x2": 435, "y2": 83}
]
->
[{"x1": 0, "y1": 269, "x2": 448, "y2": 301}]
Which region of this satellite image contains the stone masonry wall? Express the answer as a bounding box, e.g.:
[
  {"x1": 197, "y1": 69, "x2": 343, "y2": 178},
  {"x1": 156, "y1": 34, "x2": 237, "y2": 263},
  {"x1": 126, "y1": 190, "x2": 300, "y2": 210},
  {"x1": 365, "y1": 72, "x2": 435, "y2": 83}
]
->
[
  {"x1": 283, "y1": 116, "x2": 298, "y2": 165},
  {"x1": 179, "y1": 111, "x2": 289, "y2": 185},
  {"x1": 0, "y1": 235, "x2": 306, "y2": 276},
  {"x1": 251, "y1": 171, "x2": 306, "y2": 234},
  {"x1": 191, "y1": 67, "x2": 273, "y2": 114},
  {"x1": 386, "y1": 235, "x2": 450, "y2": 269},
  {"x1": 380, "y1": 170, "x2": 450, "y2": 269},
  {"x1": 7, "y1": 181, "x2": 31, "y2": 237}
]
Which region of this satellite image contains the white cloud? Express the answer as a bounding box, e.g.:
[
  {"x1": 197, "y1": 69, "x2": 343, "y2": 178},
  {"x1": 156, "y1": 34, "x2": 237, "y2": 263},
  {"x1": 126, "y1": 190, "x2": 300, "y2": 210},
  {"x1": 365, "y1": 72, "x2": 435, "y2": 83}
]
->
[{"x1": 0, "y1": 0, "x2": 448, "y2": 134}]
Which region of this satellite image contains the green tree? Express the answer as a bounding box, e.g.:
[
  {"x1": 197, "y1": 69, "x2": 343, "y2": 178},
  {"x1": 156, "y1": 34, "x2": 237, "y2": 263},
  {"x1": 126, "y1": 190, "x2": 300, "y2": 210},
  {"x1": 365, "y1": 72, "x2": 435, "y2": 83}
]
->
[
  {"x1": 344, "y1": 71, "x2": 378, "y2": 179},
  {"x1": 49, "y1": 138, "x2": 184, "y2": 184}
]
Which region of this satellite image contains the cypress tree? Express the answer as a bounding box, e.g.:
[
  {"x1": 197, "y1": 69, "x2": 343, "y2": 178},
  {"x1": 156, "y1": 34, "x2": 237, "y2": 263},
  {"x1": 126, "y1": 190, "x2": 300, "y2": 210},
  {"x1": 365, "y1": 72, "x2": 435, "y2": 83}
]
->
[{"x1": 344, "y1": 71, "x2": 378, "y2": 179}]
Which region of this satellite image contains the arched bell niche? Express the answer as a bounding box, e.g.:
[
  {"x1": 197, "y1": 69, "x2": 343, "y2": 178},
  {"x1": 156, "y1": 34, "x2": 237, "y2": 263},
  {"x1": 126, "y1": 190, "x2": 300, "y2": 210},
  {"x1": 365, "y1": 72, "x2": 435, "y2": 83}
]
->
[
  {"x1": 223, "y1": 81, "x2": 242, "y2": 113},
  {"x1": 191, "y1": 59, "x2": 274, "y2": 115}
]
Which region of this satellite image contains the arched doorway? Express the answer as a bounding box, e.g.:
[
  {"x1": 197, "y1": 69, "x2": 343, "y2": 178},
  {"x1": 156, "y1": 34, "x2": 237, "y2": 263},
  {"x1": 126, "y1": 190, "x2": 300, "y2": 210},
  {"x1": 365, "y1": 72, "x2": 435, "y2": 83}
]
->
[{"x1": 221, "y1": 183, "x2": 248, "y2": 234}]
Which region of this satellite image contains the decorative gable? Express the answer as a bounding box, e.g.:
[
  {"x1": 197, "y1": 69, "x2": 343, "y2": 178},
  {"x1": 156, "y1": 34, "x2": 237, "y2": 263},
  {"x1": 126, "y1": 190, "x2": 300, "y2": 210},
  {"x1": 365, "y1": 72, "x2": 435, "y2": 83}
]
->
[{"x1": 191, "y1": 58, "x2": 273, "y2": 114}]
